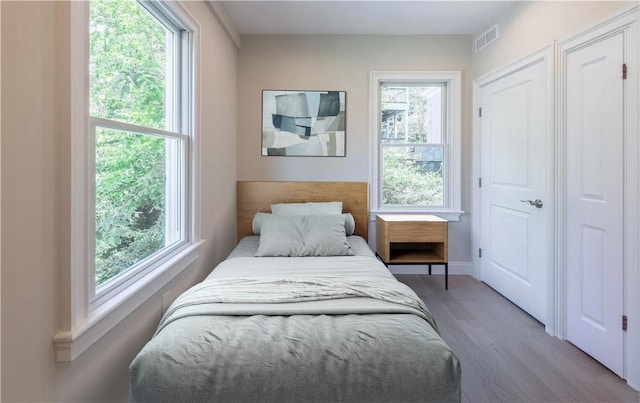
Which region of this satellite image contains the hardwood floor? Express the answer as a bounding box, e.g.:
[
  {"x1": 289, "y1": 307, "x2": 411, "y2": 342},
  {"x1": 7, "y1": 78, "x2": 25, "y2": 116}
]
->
[{"x1": 394, "y1": 274, "x2": 639, "y2": 403}]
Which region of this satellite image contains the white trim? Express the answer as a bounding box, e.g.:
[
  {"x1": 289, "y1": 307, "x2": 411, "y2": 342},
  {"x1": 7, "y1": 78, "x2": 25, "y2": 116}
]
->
[
  {"x1": 187, "y1": 1, "x2": 202, "y2": 252},
  {"x1": 55, "y1": 0, "x2": 203, "y2": 362},
  {"x1": 632, "y1": 6, "x2": 640, "y2": 391},
  {"x1": 387, "y1": 261, "x2": 473, "y2": 276},
  {"x1": 53, "y1": 241, "x2": 203, "y2": 362},
  {"x1": 68, "y1": 0, "x2": 90, "y2": 335},
  {"x1": 166, "y1": 0, "x2": 202, "y2": 250},
  {"x1": 624, "y1": 14, "x2": 639, "y2": 388},
  {"x1": 552, "y1": 40, "x2": 566, "y2": 341},
  {"x1": 556, "y1": 5, "x2": 639, "y2": 389},
  {"x1": 471, "y1": 45, "x2": 555, "y2": 332},
  {"x1": 369, "y1": 71, "x2": 462, "y2": 218}
]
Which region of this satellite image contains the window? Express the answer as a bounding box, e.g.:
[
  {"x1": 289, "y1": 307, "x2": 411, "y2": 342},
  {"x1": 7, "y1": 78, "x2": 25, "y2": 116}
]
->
[
  {"x1": 54, "y1": 0, "x2": 201, "y2": 361},
  {"x1": 370, "y1": 71, "x2": 462, "y2": 220},
  {"x1": 89, "y1": 0, "x2": 189, "y2": 305}
]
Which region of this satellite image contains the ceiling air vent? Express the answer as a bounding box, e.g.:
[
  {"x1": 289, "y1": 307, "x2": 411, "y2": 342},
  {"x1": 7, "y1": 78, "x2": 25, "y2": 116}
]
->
[{"x1": 475, "y1": 24, "x2": 499, "y2": 52}]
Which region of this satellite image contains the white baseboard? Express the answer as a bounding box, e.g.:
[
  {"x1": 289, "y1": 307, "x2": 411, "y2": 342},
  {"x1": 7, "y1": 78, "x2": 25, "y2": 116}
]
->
[{"x1": 387, "y1": 261, "x2": 473, "y2": 275}]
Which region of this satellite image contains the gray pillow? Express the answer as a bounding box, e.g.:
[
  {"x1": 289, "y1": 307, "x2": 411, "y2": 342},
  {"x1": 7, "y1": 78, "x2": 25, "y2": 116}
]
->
[
  {"x1": 253, "y1": 212, "x2": 355, "y2": 235},
  {"x1": 270, "y1": 201, "x2": 342, "y2": 216},
  {"x1": 255, "y1": 215, "x2": 353, "y2": 257}
]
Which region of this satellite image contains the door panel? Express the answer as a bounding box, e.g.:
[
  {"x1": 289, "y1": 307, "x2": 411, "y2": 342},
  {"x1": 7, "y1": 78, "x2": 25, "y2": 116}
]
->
[
  {"x1": 566, "y1": 32, "x2": 624, "y2": 377},
  {"x1": 490, "y1": 83, "x2": 530, "y2": 187},
  {"x1": 479, "y1": 56, "x2": 550, "y2": 324},
  {"x1": 580, "y1": 225, "x2": 606, "y2": 328},
  {"x1": 490, "y1": 206, "x2": 529, "y2": 283}
]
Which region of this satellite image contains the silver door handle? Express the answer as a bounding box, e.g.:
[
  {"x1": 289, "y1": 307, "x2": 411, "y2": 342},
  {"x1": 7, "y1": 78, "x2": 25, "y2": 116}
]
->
[{"x1": 521, "y1": 199, "x2": 543, "y2": 208}]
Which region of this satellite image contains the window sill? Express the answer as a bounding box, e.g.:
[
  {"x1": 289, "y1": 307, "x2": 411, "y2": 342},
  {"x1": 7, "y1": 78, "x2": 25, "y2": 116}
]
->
[
  {"x1": 369, "y1": 210, "x2": 464, "y2": 222},
  {"x1": 52, "y1": 240, "x2": 205, "y2": 362}
]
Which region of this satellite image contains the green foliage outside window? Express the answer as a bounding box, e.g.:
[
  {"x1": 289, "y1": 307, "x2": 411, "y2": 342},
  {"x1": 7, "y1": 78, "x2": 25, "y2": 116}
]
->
[
  {"x1": 90, "y1": 0, "x2": 168, "y2": 286},
  {"x1": 381, "y1": 86, "x2": 444, "y2": 207},
  {"x1": 382, "y1": 148, "x2": 444, "y2": 206}
]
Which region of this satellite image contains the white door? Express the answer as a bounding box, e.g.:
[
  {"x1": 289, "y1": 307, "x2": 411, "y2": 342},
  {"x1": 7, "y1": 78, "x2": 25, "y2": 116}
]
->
[
  {"x1": 566, "y1": 32, "x2": 624, "y2": 377},
  {"x1": 479, "y1": 56, "x2": 550, "y2": 324}
]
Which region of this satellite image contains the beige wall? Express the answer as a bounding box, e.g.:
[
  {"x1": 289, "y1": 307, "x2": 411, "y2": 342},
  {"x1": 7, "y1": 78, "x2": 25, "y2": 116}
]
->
[
  {"x1": 3, "y1": 1, "x2": 635, "y2": 401},
  {"x1": 237, "y1": 35, "x2": 473, "y2": 262},
  {"x1": 472, "y1": 1, "x2": 636, "y2": 78},
  {"x1": 0, "y1": 1, "x2": 237, "y2": 402}
]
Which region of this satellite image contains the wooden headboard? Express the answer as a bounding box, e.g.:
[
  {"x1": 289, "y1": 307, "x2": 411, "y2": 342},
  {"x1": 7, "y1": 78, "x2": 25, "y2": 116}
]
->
[{"x1": 237, "y1": 181, "x2": 369, "y2": 242}]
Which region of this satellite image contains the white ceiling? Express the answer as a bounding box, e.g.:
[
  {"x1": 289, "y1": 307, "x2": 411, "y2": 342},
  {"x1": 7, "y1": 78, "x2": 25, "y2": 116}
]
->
[{"x1": 218, "y1": 1, "x2": 516, "y2": 35}]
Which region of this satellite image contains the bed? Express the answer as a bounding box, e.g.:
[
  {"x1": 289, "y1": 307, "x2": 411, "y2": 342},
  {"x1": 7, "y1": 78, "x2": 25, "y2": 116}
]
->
[{"x1": 129, "y1": 181, "x2": 460, "y2": 402}]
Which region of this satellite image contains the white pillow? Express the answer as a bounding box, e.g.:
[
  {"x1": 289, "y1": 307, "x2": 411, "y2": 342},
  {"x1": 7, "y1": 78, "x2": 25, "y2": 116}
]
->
[
  {"x1": 255, "y1": 215, "x2": 353, "y2": 257},
  {"x1": 270, "y1": 201, "x2": 342, "y2": 216},
  {"x1": 253, "y1": 212, "x2": 355, "y2": 236}
]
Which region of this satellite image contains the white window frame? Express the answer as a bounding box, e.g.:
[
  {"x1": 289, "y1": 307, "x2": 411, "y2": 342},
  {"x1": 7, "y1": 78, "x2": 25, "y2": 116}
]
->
[
  {"x1": 370, "y1": 71, "x2": 463, "y2": 221},
  {"x1": 53, "y1": 0, "x2": 203, "y2": 362},
  {"x1": 89, "y1": 118, "x2": 188, "y2": 309}
]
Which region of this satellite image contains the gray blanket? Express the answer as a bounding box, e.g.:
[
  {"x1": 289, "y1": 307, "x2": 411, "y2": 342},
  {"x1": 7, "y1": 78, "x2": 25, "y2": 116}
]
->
[
  {"x1": 157, "y1": 275, "x2": 436, "y2": 333},
  {"x1": 130, "y1": 254, "x2": 460, "y2": 402}
]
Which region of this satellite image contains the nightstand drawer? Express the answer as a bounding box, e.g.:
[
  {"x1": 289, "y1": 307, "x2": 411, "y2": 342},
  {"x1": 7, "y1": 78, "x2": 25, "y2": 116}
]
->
[{"x1": 385, "y1": 221, "x2": 447, "y2": 243}]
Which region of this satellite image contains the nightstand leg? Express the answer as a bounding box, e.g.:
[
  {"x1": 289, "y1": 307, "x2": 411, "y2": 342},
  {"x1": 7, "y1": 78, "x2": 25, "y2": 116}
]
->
[{"x1": 445, "y1": 263, "x2": 448, "y2": 290}]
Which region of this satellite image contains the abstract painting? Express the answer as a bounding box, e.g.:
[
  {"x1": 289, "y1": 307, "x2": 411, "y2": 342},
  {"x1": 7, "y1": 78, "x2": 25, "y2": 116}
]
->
[{"x1": 262, "y1": 90, "x2": 346, "y2": 156}]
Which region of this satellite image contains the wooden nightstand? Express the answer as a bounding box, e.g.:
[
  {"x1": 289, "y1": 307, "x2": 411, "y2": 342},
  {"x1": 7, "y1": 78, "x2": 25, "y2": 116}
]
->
[{"x1": 375, "y1": 214, "x2": 449, "y2": 289}]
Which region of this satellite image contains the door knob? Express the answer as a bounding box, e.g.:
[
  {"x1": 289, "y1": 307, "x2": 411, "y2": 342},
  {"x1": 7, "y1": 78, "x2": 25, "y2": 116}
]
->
[{"x1": 521, "y1": 199, "x2": 543, "y2": 208}]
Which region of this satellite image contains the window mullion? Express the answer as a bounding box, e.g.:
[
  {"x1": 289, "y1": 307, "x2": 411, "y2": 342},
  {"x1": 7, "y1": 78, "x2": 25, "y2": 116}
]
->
[
  {"x1": 89, "y1": 116, "x2": 188, "y2": 141},
  {"x1": 380, "y1": 143, "x2": 443, "y2": 147}
]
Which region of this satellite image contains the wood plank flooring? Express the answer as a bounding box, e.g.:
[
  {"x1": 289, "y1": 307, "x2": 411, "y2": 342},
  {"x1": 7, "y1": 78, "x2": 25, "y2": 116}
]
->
[{"x1": 394, "y1": 274, "x2": 639, "y2": 403}]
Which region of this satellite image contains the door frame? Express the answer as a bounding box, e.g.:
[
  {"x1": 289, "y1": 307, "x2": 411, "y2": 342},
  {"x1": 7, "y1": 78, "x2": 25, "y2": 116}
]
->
[
  {"x1": 556, "y1": 7, "x2": 639, "y2": 389},
  {"x1": 471, "y1": 45, "x2": 556, "y2": 333}
]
